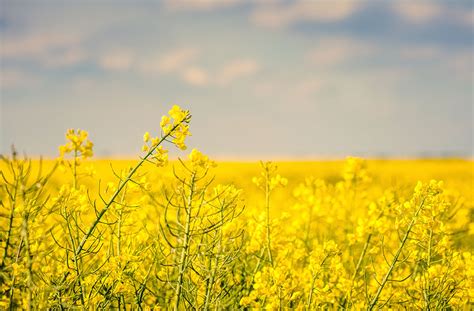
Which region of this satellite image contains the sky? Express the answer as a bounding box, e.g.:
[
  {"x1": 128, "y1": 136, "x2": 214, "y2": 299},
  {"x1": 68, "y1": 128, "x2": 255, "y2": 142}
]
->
[{"x1": 0, "y1": 0, "x2": 472, "y2": 159}]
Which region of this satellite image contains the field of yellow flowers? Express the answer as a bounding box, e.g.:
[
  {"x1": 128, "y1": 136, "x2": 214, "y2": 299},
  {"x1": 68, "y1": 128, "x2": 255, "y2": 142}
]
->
[{"x1": 1, "y1": 106, "x2": 473, "y2": 310}]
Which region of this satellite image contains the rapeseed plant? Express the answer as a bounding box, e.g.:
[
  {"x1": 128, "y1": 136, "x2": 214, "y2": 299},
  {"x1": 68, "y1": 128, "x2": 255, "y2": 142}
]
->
[{"x1": 0, "y1": 105, "x2": 472, "y2": 310}]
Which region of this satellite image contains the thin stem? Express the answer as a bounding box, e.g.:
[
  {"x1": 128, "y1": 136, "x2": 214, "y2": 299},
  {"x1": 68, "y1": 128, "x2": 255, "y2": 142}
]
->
[
  {"x1": 203, "y1": 204, "x2": 225, "y2": 310},
  {"x1": 9, "y1": 236, "x2": 24, "y2": 311},
  {"x1": 304, "y1": 196, "x2": 314, "y2": 250},
  {"x1": 344, "y1": 233, "x2": 372, "y2": 307},
  {"x1": 265, "y1": 168, "x2": 273, "y2": 267},
  {"x1": 73, "y1": 149, "x2": 78, "y2": 189},
  {"x1": 174, "y1": 172, "x2": 196, "y2": 310},
  {"x1": 65, "y1": 209, "x2": 85, "y2": 307},
  {"x1": 21, "y1": 215, "x2": 33, "y2": 311},
  {"x1": 75, "y1": 121, "x2": 185, "y2": 258},
  {"x1": 367, "y1": 199, "x2": 425, "y2": 310},
  {"x1": 117, "y1": 190, "x2": 126, "y2": 258},
  {"x1": 203, "y1": 251, "x2": 216, "y2": 310},
  {"x1": 423, "y1": 227, "x2": 433, "y2": 309},
  {"x1": 1, "y1": 174, "x2": 19, "y2": 268},
  {"x1": 306, "y1": 274, "x2": 316, "y2": 308}
]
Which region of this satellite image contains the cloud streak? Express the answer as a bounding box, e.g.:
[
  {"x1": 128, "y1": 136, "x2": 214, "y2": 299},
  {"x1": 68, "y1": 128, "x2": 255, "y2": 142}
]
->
[
  {"x1": 392, "y1": 1, "x2": 473, "y2": 26},
  {"x1": 250, "y1": 0, "x2": 360, "y2": 28},
  {"x1": 306, "y1": 37, "x2": 376, "y2": 67},
  {"x1": 163, "y1": 0, "x2": 243, "y2": 11},
  {"x1": 154, "y1": 48, "x2": 199, "y2": 73},
  {"x1": 1, "y1": 31, "x2": 83, "y2": 59},
  {"x1": 98, "y1": 50, "x2": 135, "y2": 72},
  {"x1": 135, "y1": 48, "x2": 260, "y2": 87},
  {"x1": 216, "y1": 59, "x2": 260, "y2": 85}
]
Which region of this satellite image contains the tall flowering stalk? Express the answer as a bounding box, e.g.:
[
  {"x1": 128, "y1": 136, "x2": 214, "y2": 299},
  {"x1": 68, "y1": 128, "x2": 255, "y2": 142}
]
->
[
  {"x1": 75, "y1": 105, "x2": 191, "y2": 258},
  {"x1": 252, "y1": 161, "x2": 287, "y2": 267},
  {"x1": 155, "y1": 149, "x2": 244, "y2": 309},
  {"x1": 0, "y1": 149, "x2": 56, "y2": 310}
]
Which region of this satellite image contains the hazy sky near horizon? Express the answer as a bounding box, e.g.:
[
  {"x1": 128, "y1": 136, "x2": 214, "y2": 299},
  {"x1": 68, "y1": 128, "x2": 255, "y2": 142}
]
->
[{"x1": 1, "y1": 0, "x2": 472, "y2": 159}]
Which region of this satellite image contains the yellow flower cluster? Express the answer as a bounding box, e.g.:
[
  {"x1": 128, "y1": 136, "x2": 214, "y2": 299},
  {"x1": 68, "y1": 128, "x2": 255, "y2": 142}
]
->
[
  {"x1": 188, "y1": 148, "x2": 215, "y2": 170},
  {"x1": 58, "y1": 129, "x2": 93, "y2": 160},
  {"x1": 141, "y1": 105, "x2": 191, "y2": 166},
  {"x1": 160, "y1": 105, "x2": 191, "y2": 150},
  {"x1": 143, "y1": 132, "x2": 169, "y2": 167},
  {"x1": 252, "y1": 161, "x2": 288, "y2": 190},
  {"x1": 343, "y1": 156, "x2": 371, "y2": 184}
]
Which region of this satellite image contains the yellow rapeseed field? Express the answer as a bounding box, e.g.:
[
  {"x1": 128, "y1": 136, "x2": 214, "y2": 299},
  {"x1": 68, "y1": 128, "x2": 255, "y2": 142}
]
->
[{"x1": 1, "y1": 106, "x2": 473, "y2": 310}]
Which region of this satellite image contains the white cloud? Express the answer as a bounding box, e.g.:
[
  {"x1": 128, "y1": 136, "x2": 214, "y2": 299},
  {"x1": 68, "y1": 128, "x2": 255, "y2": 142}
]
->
[
  {"x1": 1, "y1": 32, "x2": 82, "y2": 58},
  {"x1": 144, "y1": 49, "x2": 259, "y2": 87},
  {"x1": 306, "y1": 38, "x2": 375, "y2": 67},
  {"x1": 179, "y1": 59, "x2": 259, "y2": 87},
  {"x1": 136, "y1": 47, "x2": 208, "y2": 85},
  {"x1": 154, "y1": 48, "x2": 199, "y2": 73},
  {"x1": 1, "y1": 31, "x2": 87, "y2": 68},
  {"x1": 2, "y1": 38, "x2": 257, "y2": 87},
  {"x1": 388, "y1": 2, "x2": 472, "y2": 27},
  {"x1": 42, "y1": 48, "x2": 87, "y2": 67},
  {"x1": 181, "y1": 66, "x2": 210, "y2": 86},
  {"x1": 393, "y1": 2, "x2": 441, "y2": 23},
  {"x1": 216, "y1": 59, "x2": 260, "y2": 85},
  {"x1": 251, "y1": 0, "x2": 360, "y2": 28},
  {"x1": 162, "y1": 0, "x2": 280, "y2": 12},
  {"x1": 163, "y1": 0, "x2": 242, "y2": 11},
  {"x1": 1, "y1": 30, "x2": 89, "y2": 68},
  {"x1": 98, "y1": 51, "x2": 134, "y2": 71}
]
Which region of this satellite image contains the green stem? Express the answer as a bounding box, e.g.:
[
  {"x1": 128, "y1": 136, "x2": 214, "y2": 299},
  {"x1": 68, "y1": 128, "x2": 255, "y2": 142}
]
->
[
  {"x1": 344, "y1": 233, "x2": 372, "y2": 307},
  {"x1": 117, "y1": 190, "x2": 126, "y2": 258},
  {"x1": 203, "y1": 206, "x2": 225, "y2": 310},
  {"x1": 306, "y1": 274, "x2": 316, "y2": 309},
  {"x1": 75, "y1": 121, "x2": 184, "y2": 258},
  {"x1": 265, "y1": 169, "x2": 273, "y2": 267},
  {"x1": 65, "y1": 209, "x2": 85, "y2": 307},
  {"x1": 203, "y1": 252, "x2": 215, "y2": 310},
  {"x1": 21, "y1": 215, "x2": 33, "y2": 311},
  {"x1": 1, "y1": 176, "x2": 19, "y2": 268},
  {"x1": 73, "y1": 149, "x2": 78, "y2": 189},
  {"x1": 174, "y1": 172, "x2": 196, "y2": 310},
  {"x1": 367, "y1": 199, "x2": 425, "y2": 310},
  {"x1": 9, "y1": 236, "x2": 24, "y2": 311},
  {"x1": 423, "y1": 227, "x2": 433, "y2": 308}
]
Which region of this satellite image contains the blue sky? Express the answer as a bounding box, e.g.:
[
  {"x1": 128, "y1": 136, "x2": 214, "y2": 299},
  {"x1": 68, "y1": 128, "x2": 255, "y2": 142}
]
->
[{"x1": 1, "y1": 0, "x2": 472, "y2": 158}]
